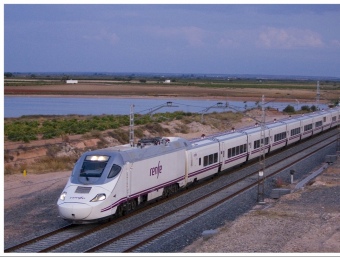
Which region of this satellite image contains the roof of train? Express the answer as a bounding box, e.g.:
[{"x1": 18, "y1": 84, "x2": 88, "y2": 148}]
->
[
  {"x1": 88, "y1": 137, "x2": 192, "y2": 163},
  {"x1": 238, "y1": 125, "x2": 266, "y2": 134},
  {"x1": 84, "y1": 107, "x2": 339, "y2": 163}
]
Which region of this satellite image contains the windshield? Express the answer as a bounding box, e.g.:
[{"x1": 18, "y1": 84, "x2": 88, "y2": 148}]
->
[{"x1": 80, "y1": 155, "x2": 110, "y2": 178}]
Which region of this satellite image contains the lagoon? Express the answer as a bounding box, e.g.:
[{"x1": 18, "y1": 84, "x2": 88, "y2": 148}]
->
[{"x1": 4, "y1": 96, "x2": 323, "y2": 118}]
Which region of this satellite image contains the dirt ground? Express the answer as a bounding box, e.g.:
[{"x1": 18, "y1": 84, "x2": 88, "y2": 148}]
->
[
  {"x1": 182, "y1": 158, "x2": 340, "y2": 253},
  {"x1": 4, "y1": 83, "x2": 330, "y2": 104}
]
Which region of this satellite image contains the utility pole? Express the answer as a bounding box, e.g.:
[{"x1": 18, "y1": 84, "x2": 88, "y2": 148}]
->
[
  {"x1": 129, "y1": 102, "x2": 178, "y2": 147},
  {"x1": 338, "y1": 97, "x2": 340, "y2": 155},
  {"x1": 337, "y1": 103, "x2": 340, "y2": 155},
  {"x1": 337, "y1": 122, "x2": 340, "y2": 155},
  {"x1": 226, "y1": 95, "x2": 267, "y2": 203},
  {"x1": 316, "y1": 81, "x2": 320, "y2": 110},
  {"x1": 257, "y1": 95, "x2": 266, "y2": 204},
  {"x1": 130, "y1": 104, "x2": 135, "y2": 147}
]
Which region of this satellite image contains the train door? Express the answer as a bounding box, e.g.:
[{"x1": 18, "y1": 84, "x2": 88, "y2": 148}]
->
[
  {"x1": 126, "y1": 162, "x2": 132, "y2": 200},
  {"x1": 184, "y1": 151, "x2": 190, "y2": 186},
  {"x1": 220, "y1": 141, "x2": 226, "y2": 171}
]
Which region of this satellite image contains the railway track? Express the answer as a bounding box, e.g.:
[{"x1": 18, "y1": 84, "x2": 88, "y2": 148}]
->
[{"x1": 5, "y1": 129, "x2": 338, "y2": 253}]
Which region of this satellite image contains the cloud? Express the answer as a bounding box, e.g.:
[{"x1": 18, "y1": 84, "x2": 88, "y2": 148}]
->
[
  {"x1": 217, "y1": 38, "x2": 236, "y2": 48},
  {"x1": 330, "y1": 39, "x2": 340, "y2": 48},
  {"x1": 150, "y1": 26, "x2": 205, "y2": 47},
  {"x1": 257, "y1": 27, "x2": 324, "y2": 49},
  {"x1": 83, "y1": 29, "x2": 119, "y2": 45}
]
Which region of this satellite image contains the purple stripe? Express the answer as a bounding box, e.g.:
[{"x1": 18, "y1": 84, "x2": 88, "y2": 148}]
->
[
  {"x1": 251, "y1": 146, "x2": 269, "y2": 154},
  {"x1": 272, "y1": 139, "x2": 286, "y2": 147},
  {"x1": 303, "y1": 131, "x2": 312, "y2": 136},
  {"x1": 224, "y1": 153, "x2": 248, "y2": 164},
  {"x1": 289, "y1": 135, "x2": 300, "y2": 140},
  {"x1": 101, "y1": 175, "x2": 185, "y2": 212},
  {"x1": 188, "y1": 163, "x2": 221, "y2": 177}
]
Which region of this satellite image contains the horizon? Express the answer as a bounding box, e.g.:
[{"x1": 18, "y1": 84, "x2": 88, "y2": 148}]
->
[{"x1": 4, "y1": 71, "x2": 340, "y2": 81}]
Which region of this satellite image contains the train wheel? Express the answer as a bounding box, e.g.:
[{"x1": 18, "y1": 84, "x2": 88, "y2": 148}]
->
[
  {"x1": 116, "y1": 204, "x2": 125, "y2": 217},
  {"x1": 129, "y1": 199, "x2": 137, "y2": 212},
  {"x1": 163, "y1": 183, "x2": 179, "y2": 198},
  {"x1": 172, "y1": 183, "x2": 179, "y2": 194}
]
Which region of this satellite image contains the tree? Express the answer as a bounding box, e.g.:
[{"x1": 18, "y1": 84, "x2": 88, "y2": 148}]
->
[
  {"x1": 4, "y1": 72, "x2": 13, "y2": 78},
  {"x1": 283, "y1": 105, "x2": 295, "y2": 113},
  {"x1": 300, "y1": 105, "x2": 310, "y2": 112}
]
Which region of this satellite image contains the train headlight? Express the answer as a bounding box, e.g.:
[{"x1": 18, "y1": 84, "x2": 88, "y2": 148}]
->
[
  {"x1": 59, "y1": 191, "x2": 67, "y2": 201},
  {"x1": 90, "y1": 193, "x2": 106, "y2": 202}
]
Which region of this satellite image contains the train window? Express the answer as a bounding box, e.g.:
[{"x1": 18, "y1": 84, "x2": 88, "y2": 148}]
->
[
  {"x1": 332, "y1": 116, "x2": 336, "y2": 121},
  {"x1": 204, "y1": 156, "x2": 208, "y2": 166},
  {"x1": 80, "y1": 155, "x2": 110, "y2": 178},
  {"x1": 263, "y1": 138, "x2": 269, "y2": 145},
  {"x1": 199, "y1": 158, "x2": 201, "y2": 166},
  {"x1": 315, "y1": 121, "x2": 322, "y2": 127},
  {"x1": 108, "y1": 164, "x2": 121, "y2": 178},
  {"x1": 254, "y1": 138, "x2": 268, "y2": 149},
  {"x1": 304, "y1": 124, "x2": 313, "y2": 131},
  {"x1": 274, "y1": 132, "x2": 286, "y2": 142},
  {"x1": 242, "y1": 144, "x2": 245, "y2": 153},
  {"x1": 323, "y1": 117, "x2": 326, "y2": 122},
  {"x1": 291, "y1": 127, "x2": 301, "y2": 136},
  {"x1": 227, "y1": 144, "x2": 247, "y2": 157},
  {"x1": 203, "y1": 153, "x2": 218, "y2": 166},
  {"x1": 209, "y1": 154, "x2": 214, "y2": 164},
  {"x1": 274, "y1": 134, "x2": 278, "y2": 142},
  {"x1": 214, "y1": 153, "x2": 218, "y2": 162}
]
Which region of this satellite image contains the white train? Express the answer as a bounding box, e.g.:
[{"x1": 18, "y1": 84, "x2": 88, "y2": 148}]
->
[{"x1": 57, "y1": 107, "x2": 340, "y2": 223}]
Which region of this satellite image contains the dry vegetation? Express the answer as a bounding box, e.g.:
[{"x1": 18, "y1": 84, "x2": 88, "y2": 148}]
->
[
  {"x1": 4, "y1": 109, "x2": 285, "y2": 175},
  {"x1": 4, "y1": 82, "x2": 338, "y2": 103},
  {"x1": 2, "y1": 112, "x2": 239, "y2": 174}
]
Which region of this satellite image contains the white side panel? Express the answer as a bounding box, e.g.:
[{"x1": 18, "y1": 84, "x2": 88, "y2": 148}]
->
[
  {"x1": 286, "y1": 120, "x2": 302, "y2": 145},
  {"x1": 186, "y1": 143, "x2": 220, "y2": 182},
  {"x1": 129, "y1": 150, "x2": 186, "y2": 200},
  {"x1": 247, "y1": 130, "x2": 270, "y2": 160},
  {"x1": 221, "y1": 135, "x2": 248, "y2": 171}
]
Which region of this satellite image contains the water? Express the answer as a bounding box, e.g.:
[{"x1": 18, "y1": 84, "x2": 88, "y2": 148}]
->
[{"x1": 4, "y1": 96, "x2": 325, "y2": 118}]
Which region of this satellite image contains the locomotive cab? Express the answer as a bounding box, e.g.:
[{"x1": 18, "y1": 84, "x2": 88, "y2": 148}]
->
[{"x1": 57, "y1": 151, "x2": 124, "y2": 223}]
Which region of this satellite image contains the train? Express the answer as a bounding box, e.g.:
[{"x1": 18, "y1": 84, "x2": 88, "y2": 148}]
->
[{"x1": 57, "y1": 107, "x2": 340, "y2": 223}]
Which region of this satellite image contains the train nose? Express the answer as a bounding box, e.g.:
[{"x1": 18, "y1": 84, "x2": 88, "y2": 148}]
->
[{"x1": 58, "y1": 203, "x2": 92, "y2": 220}]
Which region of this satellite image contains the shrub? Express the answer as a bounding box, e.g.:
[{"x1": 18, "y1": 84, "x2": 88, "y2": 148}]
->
[
  {"x1": 174, "y1": 124, "x2": 190, "y2": 134},
  {"x1": 108, "y1": 129, "x2": 129, "y2": 144},
  {"x1": 283, "y1": 105, "x2": 295, "y2": 113},
  {"x1": 46, "y1": 144, "x2": 62, "y2": 157},
  {"x1": 300, "y1": 105, "x2": 310, "y2": 112}
]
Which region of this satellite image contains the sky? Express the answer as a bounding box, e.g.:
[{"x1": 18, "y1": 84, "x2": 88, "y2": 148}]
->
[{"x1": 3, "y1": 2, "x2": 340, "y2": 78}]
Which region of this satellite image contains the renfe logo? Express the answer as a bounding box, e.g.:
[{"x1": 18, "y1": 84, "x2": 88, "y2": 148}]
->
[{"x1": 150, "y1": 161, "x2": 162, "y2": 178}]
